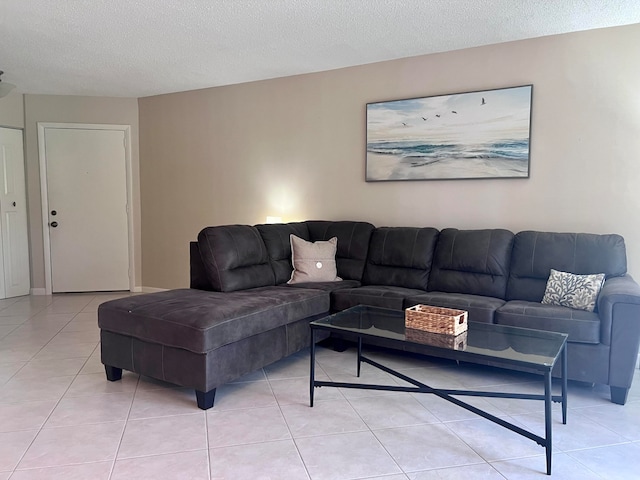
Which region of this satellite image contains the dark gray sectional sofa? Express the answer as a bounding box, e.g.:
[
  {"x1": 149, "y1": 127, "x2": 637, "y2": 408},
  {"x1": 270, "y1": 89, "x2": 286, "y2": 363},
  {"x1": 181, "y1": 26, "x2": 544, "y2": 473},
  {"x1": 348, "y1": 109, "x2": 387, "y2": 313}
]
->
[{"x1": 98, "y1": 220, "x2": 640, "y2": 409}]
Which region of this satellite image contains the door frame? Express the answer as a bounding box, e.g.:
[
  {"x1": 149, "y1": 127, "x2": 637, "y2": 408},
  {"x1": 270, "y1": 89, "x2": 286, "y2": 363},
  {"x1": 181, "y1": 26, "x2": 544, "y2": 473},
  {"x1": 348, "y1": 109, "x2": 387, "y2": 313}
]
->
[{"x1": 37, "y1": 122, "x2": 135, "y2": 295}]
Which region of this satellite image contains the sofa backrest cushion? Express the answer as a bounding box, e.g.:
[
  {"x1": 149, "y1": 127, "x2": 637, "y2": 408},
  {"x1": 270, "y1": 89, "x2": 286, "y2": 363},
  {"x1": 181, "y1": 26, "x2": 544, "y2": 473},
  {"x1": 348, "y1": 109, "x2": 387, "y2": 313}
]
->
[
  {"x1": 506, "y1": 231, "x2": 627, "y2": 302},
  {"x1": 428, "y1": 228, "x2": 515, "y2": 299},
  {"x1": 197, "y1": 225, "x2": 275, "y2": 292},
  {"x1": 190, "y1": 241, "x2": 214, "y2": 291},
  {"x1": 363, "y1": 227, "x2": 439, "y2": 290},
  {"x1": 256, "y1": 222, "x2": 310, "y2": 284},
  {"x1": 306, "y1": 221, "x2": 375, "y2": 281}
]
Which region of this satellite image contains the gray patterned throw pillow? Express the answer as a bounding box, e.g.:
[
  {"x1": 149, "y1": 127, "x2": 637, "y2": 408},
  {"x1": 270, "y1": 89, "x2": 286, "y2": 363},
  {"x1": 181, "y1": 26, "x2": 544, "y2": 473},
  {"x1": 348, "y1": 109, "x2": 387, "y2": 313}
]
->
[{"x1": 541, "y1": 269, "x2": 605, "y2": 312}]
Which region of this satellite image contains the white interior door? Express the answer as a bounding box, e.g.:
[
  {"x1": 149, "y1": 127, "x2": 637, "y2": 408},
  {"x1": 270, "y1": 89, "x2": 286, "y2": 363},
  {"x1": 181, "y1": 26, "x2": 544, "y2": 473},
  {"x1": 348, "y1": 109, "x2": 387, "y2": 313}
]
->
[
  {"x1": 0, "y1": 128, "x2": 30, "y2": 298},
  {"x1": 43, "y1": 127, "x2": 130, "y2": 293}
]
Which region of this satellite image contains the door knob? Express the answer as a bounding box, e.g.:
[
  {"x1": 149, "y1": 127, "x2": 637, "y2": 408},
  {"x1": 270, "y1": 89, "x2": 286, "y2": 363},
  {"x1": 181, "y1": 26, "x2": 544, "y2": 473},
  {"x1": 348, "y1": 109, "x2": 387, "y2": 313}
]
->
[
  {"x1": 51, "y1": 210, "x2": 57, "y2": 216},
  {"x1": 50, "y1": 221, "x2": 58, "y2": 228}
]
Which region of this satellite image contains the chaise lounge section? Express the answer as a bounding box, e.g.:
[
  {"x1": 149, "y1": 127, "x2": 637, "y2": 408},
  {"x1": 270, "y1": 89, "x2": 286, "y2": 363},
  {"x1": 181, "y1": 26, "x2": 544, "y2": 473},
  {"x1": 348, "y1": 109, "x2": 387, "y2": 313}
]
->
[
  {"x1": 98, "y1": 221, "x2": 640, "y2": 409},
  {"x1": 98, "y1": 221, "x2": 373, "y2": 409}
]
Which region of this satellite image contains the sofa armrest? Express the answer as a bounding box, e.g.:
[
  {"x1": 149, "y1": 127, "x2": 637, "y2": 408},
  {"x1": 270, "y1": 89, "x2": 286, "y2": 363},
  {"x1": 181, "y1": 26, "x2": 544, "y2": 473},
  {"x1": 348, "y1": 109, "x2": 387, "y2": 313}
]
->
[
  {"x1": 599, "y1": 274, "x2": 640, "y2": 306},
  {"x1": 598, "y1": 275, "x2": 640, "y2": 338},
  {"x1": 598, "y1": 274, "x2": 640, "y2": 391},
  {"x1": 598, "y1": 275, "x2": 640, "y2": 345}
]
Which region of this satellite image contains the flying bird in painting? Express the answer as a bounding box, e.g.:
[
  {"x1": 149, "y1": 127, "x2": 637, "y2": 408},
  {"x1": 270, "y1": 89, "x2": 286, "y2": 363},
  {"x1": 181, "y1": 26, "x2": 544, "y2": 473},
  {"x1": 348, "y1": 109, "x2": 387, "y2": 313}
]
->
[
  {"x1": 435, "y1": 114, "x2": 440, "y2": 118},
  {"x1": 481, "y1": 97, "x2": 486, "y2": 105},
  {"x1": 422, "y1": 117, "x2": 427, "y2": 121},
  {"x1": 401, "y1": 122, "x2": 407, "y2": 126},
  {"x1": 451, "y1": 111, "x2": 457, "y2": 114}
]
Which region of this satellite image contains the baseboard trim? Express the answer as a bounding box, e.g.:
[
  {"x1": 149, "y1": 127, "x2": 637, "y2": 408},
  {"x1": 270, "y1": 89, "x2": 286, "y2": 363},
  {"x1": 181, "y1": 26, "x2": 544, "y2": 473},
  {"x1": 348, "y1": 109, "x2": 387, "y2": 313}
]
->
[
  {"x1": 31, "y1": 287, "x2": 147, "y2": 295},
  {"x1": 141, "y1": 286, "x2": 168, "y2": 293}
]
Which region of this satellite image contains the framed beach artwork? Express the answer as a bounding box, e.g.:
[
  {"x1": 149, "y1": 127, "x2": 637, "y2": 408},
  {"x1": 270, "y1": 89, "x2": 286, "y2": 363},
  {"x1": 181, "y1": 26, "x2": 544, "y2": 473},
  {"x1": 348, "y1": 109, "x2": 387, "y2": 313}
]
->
[{"x1": 366, "y1": 85, "x2": 532, "y2": 181}]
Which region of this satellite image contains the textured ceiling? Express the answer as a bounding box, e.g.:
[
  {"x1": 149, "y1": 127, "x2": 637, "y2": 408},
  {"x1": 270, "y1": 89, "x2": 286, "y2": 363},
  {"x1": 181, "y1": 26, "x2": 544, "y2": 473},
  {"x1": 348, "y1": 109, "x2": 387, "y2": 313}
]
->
[{"x1": 1, "y1": 1, "x2": 639, "y2": 98}]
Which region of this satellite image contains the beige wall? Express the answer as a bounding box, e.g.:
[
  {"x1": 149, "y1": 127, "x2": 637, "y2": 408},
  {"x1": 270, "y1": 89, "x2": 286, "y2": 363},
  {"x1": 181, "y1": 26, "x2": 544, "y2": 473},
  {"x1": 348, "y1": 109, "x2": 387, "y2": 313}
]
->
[
  {"x1": 139, "y1": 24, "x2": 640, "y2": 289},
  {"x1": 24, "y1": 95, "x2": 141, "y2": 291},
  {"x1": 0, "y1": 91, "x2": 24, "y2": 128}
]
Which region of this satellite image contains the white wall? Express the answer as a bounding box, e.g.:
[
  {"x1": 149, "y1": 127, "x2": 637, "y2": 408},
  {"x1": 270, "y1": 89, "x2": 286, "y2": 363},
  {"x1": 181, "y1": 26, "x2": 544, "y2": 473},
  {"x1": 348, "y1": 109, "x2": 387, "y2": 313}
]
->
[
  {"x1": 0, "y1": 91, "x2": 24, "y2": 129},
  {"x1": 132, "y1": 24, "x2": 639, "y2": 288}
]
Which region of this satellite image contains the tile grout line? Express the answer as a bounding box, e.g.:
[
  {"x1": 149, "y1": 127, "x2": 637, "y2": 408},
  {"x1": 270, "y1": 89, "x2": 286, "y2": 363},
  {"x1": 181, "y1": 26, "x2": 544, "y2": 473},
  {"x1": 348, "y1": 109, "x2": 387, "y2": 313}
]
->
[
  {"x1": 0, "y1": 300, "x2": 56, "y2": 472},
  {"x1": 6, "y1": 296, "x2": 100, "y2": 475},
  {"x1": 321, "y1": 346, "x2": 444, "y2": 476},
  {"x1": 419, "y1": 370, "x2": 540, "y2": 464},
  {"x1": 106, "y1": 371, "x2": 141, "y2": 480},
  {"x1": 1, "y1": 305, "x2": 85, "y2": 385},
  {"x1": 342, "y1": 384, "x2": 408, "y2": 477},
  {"x1": 510, "y1": 408, "x2": 633, "y2": 449},
  {"x1": 562, "y1": 448, "x2": 614, "y2": 479},
  {"x1": 0, "y1": 324, "x2": 22, "y2": 342},
  {"x1": 4, "y1": 293, "x2": 126, "y2": 477},
  {"x1": 205, "y1": 404, "x2": 212, "y2": 480},
  {"x1": 346, "y1": 348, "x2": 543, "y2": 477},
  {"x1": 366, "y1": 376, "x2": 512, "y2": 476},
  {"x1": 268, "y1": 364, "x2": 313, "y2": 480},
  {"x1": 441, "y1": 412, "x2": 543, "y2": 463},
  {"x1": 0, "y1": 293, "x2": 130, "y2": 476}
]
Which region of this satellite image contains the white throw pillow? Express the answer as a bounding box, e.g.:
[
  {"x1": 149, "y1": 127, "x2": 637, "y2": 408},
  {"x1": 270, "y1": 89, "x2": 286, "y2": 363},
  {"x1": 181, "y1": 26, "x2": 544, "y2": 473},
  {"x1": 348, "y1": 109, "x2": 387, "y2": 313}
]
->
[
  {"x1": 541, "y1": 269, "x2": 605, "y2": 312},
  {"x1": 288, "y1": 235, "x2": 342, "y2": 284}
]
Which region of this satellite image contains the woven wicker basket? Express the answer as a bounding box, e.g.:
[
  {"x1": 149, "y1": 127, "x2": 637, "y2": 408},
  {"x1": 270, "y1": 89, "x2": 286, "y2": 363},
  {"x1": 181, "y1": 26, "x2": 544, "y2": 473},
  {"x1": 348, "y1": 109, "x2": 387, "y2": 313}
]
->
[
  {"x1": 405, "y1": 304, "x2": 468, "y2": 336},
  {"x1": 406, "y1": 328, "x2": 468, "y2": 350}
]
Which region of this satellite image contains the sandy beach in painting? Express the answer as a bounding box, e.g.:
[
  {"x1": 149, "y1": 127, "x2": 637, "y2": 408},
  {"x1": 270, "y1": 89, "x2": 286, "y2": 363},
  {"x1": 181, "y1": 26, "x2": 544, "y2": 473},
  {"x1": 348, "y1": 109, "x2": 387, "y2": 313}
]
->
[{"x1": 366, "y1": 152, "x2": 529, "y2": 181}]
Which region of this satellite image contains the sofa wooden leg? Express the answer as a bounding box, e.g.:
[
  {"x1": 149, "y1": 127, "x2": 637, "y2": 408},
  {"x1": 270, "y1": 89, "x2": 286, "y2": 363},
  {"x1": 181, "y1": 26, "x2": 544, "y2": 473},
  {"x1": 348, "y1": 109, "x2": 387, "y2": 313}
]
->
[
  {"x1": 196, "y1": 389, "x2": 216, "y2": 410},
  {"x1": 105, "y1": 365, "x2": 123, "y2": 382},
  {"x1": 610, "y1": 386, "x2": 629, "y2": 405}
]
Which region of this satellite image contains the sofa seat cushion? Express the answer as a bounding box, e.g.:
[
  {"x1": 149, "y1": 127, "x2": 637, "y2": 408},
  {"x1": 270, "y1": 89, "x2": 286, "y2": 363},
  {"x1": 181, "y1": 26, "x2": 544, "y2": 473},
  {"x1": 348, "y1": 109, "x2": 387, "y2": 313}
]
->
[
  {"x1": 404, "y1": 292, "x2": 505, "y2": 324},
  {"x1": 331, "y1": 286, "x2": 426, "y2": 311},
  {"x1": 285, "y1": 280, "x2": 361, "y2": 292},
  {"x1": 98, "y1": 287, "x2": 329, "y2": 354},
  {"x1": 495, "y1": 300, "x2": 600, "y2": 344}
]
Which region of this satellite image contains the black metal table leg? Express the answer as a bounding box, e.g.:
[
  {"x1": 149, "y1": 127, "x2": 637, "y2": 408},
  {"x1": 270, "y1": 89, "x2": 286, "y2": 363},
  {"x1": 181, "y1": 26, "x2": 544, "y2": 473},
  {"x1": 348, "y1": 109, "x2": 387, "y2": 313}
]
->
[
  {"x1": 544, "y1": 371, "x2": 552, "y2": 475},
  {"x1": 561, "y1": 344, "x2": 568, "y2": 425},
  {"x1": 310, "y1": 326, "x2": 316, "y2": 407},
  {"x1": 357, "y1": 336, "x2": 362, "y2": 377}
]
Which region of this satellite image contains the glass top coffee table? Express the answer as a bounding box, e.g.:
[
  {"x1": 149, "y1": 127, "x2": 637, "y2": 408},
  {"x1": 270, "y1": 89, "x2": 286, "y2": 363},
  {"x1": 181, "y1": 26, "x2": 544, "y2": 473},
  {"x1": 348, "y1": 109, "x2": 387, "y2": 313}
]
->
[{"x1": 309, "y1": 305, "x2": 568, "y2": 476}]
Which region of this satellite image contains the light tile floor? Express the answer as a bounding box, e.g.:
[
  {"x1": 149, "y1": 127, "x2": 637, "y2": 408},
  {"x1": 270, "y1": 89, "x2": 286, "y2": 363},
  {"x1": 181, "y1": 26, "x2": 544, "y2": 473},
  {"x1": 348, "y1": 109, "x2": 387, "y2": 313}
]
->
[{"x1": 1, "y1": 293, "x2": 639, "y2": 479}]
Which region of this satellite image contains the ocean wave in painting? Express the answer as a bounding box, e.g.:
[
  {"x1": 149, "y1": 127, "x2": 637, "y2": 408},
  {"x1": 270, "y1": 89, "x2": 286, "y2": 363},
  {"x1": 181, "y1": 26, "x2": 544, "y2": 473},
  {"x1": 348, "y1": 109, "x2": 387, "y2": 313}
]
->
[{"x1": 367, "y1": 140, "x2": 529, "y2": 160}]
